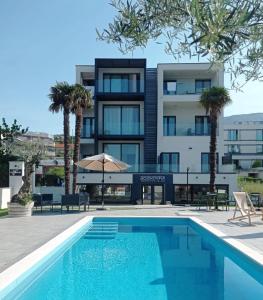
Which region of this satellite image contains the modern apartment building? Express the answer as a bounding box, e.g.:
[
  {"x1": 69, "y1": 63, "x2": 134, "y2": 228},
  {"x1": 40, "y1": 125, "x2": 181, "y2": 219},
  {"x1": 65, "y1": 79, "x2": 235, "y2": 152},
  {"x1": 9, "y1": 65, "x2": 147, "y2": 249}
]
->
[
  {"x1": 224, "y1": 120, "x2": 263, "y2": 170},
  {"x1": 76, "y1": 58, "x2": 237, "y2": 204}
]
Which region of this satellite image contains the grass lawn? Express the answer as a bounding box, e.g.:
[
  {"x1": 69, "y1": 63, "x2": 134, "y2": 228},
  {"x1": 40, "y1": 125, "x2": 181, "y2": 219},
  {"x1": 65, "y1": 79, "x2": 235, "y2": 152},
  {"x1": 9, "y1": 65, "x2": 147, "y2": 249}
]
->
[{"x1": 0, "y1": 208, "x2": 8, "y2": 217}]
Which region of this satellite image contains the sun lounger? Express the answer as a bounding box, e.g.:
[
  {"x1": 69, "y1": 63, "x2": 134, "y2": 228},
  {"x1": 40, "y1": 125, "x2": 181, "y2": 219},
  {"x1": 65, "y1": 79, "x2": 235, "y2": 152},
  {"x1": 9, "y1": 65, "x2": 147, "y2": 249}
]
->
[{"x1": 228, "y1": 192, "x2": 263, "y2": 225}]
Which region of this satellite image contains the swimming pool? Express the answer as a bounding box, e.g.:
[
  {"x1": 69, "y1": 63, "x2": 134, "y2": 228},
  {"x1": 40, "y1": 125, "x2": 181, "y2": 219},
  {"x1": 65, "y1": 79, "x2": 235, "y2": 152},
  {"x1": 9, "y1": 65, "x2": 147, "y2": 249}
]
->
[{"x1": 0, "y1": 217, "x2": 263, "y2": 299}]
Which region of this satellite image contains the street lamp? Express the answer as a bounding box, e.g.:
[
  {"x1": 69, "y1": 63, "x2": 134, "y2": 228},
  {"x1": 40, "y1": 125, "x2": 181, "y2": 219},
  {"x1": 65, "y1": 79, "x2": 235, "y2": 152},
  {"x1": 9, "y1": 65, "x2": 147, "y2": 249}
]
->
[{"x1": 186, "y1": 167, "x2": 190, "y2": 205}]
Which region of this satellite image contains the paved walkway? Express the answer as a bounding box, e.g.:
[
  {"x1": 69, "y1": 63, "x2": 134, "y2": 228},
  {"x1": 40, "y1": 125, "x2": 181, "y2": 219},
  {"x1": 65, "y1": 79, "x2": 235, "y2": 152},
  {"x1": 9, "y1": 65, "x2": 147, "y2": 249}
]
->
[{"x1": 0, "y1": 206, "x2": 263, "y2": 272}]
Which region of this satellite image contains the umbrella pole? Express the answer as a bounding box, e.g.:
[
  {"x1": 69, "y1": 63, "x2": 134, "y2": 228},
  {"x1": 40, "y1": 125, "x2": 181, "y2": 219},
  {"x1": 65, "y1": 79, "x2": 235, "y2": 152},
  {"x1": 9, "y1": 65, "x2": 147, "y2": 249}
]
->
[{"x1": 102, "y1": 160, "x2": 105, "y2": 209}]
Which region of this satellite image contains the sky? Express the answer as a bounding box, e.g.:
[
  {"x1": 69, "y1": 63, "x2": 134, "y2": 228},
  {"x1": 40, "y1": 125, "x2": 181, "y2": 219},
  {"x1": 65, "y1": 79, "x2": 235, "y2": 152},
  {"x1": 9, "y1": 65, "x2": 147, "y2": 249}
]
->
[{"x1": 0, "y1": 0, "x2": 262, "y2": 135}]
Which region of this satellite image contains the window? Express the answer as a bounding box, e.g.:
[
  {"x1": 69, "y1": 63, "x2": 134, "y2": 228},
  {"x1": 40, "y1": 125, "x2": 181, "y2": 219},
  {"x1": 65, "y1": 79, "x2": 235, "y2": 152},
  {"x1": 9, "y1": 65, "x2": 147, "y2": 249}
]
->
[
  {"x1": 163, "y1": 116, "x2": 176, "y2": 136},
  {"x1": 227, "y1": 130, "x2": 239, "y2": 141},
  {"x1": 195, "y1": 116, "x2": 210, "y2": 135},
  {"x1": 195, "y1": 80, "x2": 211, "y2": 93},
  {"x1": 82, "y1": 117, "x2": 94, "y2": 138},
  {"x1": 163, "y1": 81, "x2": 177, "y2": 95},
  {"x1": 256, "y1": 130, "x2": 263, "y2": 141},
  {"x1": 103, "y1": 105, "x2": 140, "y2": 135},
  {"x1": 103, "y1": 143, "x2": 140, "y2": 171},
  {"x1": 160, "y1": 153, "x2": 179, "y2": 172},
  {"x1": 227, "y1": 145, "x2": 240, "y2": 154},
  {"x1": 201, "y1": 153, "x2": 219, "y2": 173},
  {"x1": 103, "y1": 73, "x2": 140, "y2": 93},
  {"x1": 82, "y1": 79, "x2": 95, "y2": 86},
  {"x1": 256, "y1": 145, "x2": 263, "y2": 154}
]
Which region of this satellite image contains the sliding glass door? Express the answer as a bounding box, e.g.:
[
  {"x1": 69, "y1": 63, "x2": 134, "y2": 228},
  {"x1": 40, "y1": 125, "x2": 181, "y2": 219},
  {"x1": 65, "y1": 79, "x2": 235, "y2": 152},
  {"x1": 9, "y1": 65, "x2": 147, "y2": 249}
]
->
[
  {"x1": 103, "y1": 105, "x2": 140, "y2": 135},
  {"x1": 103, "y1": 143, "x2": 140, "y2": 171}
]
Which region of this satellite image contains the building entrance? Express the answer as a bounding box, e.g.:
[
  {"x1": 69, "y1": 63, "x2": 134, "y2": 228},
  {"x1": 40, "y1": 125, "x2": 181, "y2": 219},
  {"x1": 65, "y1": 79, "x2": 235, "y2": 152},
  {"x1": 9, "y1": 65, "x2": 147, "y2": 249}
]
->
[{"x1": 141, "y1": 185, "x2": 164, "y2": 204}]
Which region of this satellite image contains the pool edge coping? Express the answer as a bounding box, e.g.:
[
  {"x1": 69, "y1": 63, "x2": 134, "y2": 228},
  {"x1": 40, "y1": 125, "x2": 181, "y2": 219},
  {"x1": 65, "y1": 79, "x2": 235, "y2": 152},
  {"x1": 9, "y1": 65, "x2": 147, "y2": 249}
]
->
[
  {"x1": 0, "y1": 215, "x2": 263, "y2": 294},
  {"x1": 0, "y1": 215, "x2": 93, "y2": 293}
]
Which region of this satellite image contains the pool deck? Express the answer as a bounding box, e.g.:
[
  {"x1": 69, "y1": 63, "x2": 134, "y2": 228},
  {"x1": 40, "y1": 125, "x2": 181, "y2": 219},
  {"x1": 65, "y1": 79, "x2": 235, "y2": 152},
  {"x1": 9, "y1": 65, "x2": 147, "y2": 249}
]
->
[{"x1": 0, "y1": 205, "x2": 263, "y2": 273}]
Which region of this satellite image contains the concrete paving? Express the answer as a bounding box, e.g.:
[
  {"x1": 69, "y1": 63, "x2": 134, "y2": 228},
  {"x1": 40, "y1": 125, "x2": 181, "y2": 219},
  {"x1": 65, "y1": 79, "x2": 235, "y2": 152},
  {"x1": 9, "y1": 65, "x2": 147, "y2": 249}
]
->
[{"x1": 0, "y1": 205, "x2": 263, "y2": 272}]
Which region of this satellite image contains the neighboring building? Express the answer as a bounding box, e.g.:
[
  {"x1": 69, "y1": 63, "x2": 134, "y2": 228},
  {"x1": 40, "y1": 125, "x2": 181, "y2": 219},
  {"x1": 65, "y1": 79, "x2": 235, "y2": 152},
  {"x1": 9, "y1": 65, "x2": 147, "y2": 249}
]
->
[
  {"x1": 19, "y1": 131, "x2": 55, "y2": 158},
  {"x1": 224, "y1": 116, "x2": 263, "y2": 170},
  {"x1": 54, "y1": 143, "x2": 74, "y2": 158},
  {"x1": 53, "y1": 134, "x2": 74, "y2": 158},
  {"x1": 76, "y1": 59, "x2": 237, "y2": 204}
]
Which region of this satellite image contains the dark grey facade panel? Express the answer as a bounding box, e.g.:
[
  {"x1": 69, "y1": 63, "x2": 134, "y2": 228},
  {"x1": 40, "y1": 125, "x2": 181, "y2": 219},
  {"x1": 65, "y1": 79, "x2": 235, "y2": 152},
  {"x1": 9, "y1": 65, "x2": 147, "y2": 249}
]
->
[{"x1": 144, "y1": 68, "x2": 158, "y2": 164}]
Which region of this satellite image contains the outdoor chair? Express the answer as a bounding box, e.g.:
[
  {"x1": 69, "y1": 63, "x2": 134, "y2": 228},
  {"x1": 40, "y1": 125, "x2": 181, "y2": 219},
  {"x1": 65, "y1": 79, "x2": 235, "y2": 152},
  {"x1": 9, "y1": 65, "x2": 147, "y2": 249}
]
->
[
  {"x1": 228, "y1": 192, "x2": 263, "y2": 225},
  {"x1": 216, "y1": 192, "x2": 229, "y2": 211},
  {"x1": 196, "y1": 193, "x2": 214, "y2": 211},
  {"x1": 61, "y1": 194, "x2": 88, "y2": 213},
  {"x1": 33, "y1": 193, "x2": 53, "y2": 212}
]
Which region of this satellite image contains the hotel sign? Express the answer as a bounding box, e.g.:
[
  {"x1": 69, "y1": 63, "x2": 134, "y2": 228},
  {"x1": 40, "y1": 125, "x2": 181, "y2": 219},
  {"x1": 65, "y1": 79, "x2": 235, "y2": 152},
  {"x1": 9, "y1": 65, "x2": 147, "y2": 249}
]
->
[
  {"x1": 9, "y1": 169, "x2": 22, "y2": 176},
  {"x1": 140, "y1": 175, "x2": 166, "y2": 183}
]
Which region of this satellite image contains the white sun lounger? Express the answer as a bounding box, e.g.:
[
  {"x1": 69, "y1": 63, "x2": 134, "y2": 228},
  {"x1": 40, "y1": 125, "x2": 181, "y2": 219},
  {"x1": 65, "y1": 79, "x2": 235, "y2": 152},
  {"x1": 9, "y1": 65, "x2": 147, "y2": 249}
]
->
[{"x1": 228, "y1": 192, "x2": 263, "y2": 225}]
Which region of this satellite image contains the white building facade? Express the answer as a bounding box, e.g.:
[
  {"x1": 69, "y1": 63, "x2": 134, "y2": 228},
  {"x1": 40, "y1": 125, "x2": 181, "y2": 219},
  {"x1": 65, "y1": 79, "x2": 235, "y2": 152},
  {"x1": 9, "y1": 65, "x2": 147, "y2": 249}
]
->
[
  {"x1": 76, "y1": 59, "x2": 237, "y2": 204},
  {"x1": 224, "y1": 121, "x2": 263, "y2": 170}
]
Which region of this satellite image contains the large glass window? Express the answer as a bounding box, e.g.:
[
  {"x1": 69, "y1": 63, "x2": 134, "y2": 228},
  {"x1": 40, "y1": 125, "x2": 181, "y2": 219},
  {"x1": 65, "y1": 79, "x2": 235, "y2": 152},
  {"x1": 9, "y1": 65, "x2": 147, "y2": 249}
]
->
[
  {"x1": 195, "y1": 116, "x2": 210, "y2": 135},
  {"x1": 82, "y1": 117, "x2": 94, "y2": 138},
  {"x1": 160, "y1": 152, "x2": 179, "y2": 172},
  {"x1": 163, "y1": 116, "x2": 176, "y2": 136},
  {"x1": 227, "y1": 144, "x2": 240, "y2": 153},
  {"x1": 103, "y1": 105, "x2": 140, "y2": 135},
  {"x1": 256, "y1": 145, "x2": 263, "y2": 154},
  {"x1": 256, "y1": 130, "x2": 263, "y2": 141},
  {"x1": 103, "y1": 73, "x2": 140, "y2": 93},
  {"x1": 163, "y1": 81, "x2": 177, "y2": 95},
  {"x1": 201, "y1": 153, "x2": 218, "y2": 173},
  {"x1": 103, "y1": 143, "x2": 140, "y2": 171},
  {"x1": 195, "y1": 80, "x2": 211, "y2": 93},
  {"x1": 227, "y1": 130, "x2": 239, "y2": 141}
]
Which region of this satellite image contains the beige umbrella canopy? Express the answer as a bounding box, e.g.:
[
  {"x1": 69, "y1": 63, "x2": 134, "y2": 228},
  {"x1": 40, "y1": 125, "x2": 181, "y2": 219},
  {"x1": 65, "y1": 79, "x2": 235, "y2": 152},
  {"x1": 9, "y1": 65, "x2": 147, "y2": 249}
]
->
[
  {"x1": 76, "y1": 153, "x2": 130, "y2": 172},
  {"x1": 76, "y1": 153, "x2": 130, "y2": 208}
]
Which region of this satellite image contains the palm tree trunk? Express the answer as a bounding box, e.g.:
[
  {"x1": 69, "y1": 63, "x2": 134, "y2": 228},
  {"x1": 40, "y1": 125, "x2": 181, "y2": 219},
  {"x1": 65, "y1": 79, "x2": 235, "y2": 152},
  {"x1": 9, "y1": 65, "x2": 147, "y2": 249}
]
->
[
  {"x1": 72, "y1": 108, "x2": 82, "y2": 194},
  {"x1": 63, "y1": 108, "x2": 70, "y2": 195},
  {"x1": 209, "y1": 112, "x2": 217, "y2": 193}
]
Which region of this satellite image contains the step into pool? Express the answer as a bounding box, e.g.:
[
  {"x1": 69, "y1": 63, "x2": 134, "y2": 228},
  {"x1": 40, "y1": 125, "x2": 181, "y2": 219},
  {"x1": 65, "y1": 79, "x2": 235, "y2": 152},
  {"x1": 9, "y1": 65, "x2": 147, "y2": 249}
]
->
[{"x1": 1, "y1": 217, "x2": 263, "y2": 299}]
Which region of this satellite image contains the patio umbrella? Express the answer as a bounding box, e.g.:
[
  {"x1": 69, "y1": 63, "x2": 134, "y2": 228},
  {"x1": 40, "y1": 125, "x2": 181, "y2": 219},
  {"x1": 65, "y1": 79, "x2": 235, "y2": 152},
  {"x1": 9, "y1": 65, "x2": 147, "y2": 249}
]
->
[{"x1": 76, "y1": 153, "x2": 130, "y2": 208}]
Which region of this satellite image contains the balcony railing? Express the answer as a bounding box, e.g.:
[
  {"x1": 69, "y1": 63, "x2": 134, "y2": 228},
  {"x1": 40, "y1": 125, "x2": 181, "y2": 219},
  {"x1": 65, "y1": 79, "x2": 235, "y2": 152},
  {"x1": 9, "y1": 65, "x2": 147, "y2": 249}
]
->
[
  {"x1": 163, "y1": 83, "x2": 211, "y2": 96},
  {"x1": 164, "y1": 123, "x2": 212, "y2": 136},
  {"x1": 78, "y1": 164, "x2": 179, "y2": 173},
  {"x1": 100, "y1": 122, "x2": 144, "y2": 136}
]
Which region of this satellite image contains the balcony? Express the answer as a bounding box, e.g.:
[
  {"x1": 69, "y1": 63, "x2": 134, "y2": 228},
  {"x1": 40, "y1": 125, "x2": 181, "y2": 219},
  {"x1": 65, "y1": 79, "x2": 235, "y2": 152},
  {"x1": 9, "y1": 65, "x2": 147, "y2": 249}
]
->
[
  {"x1": 163, "y1": 123, "x2": 214, "y2": 136},
  {"x1": 98, "y1": 122, "x2": 144, "y2": 140},
  {"x1": 78, "y1": 163, "x2": 178, "y2": 173},
  {"x1": 162, "y1": 80, "x2": 211, "y2": 102},
  {"x1": 96, "y1": 76, "x2": 144, "y2": 101}
]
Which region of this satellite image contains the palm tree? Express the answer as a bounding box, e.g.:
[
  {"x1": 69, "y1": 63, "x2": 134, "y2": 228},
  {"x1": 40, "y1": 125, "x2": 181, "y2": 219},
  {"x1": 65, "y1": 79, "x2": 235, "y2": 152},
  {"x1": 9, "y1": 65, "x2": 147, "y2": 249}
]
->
[
  {"x1": 49, "y1": 82, "x2": 74, "y2": 195},
  {"x1": 200, "y1": 87, "x2": 232, "y2": 192},
  {"x1": 71, "y1": 84, "x2": 92, "y2": 194}
]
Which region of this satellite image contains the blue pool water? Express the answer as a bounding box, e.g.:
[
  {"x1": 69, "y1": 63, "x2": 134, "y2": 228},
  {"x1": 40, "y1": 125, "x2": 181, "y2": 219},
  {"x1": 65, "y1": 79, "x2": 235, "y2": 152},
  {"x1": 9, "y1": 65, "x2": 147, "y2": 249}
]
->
[{"x1": 2, "y1": 217, "x2": 263, "y2": 299}]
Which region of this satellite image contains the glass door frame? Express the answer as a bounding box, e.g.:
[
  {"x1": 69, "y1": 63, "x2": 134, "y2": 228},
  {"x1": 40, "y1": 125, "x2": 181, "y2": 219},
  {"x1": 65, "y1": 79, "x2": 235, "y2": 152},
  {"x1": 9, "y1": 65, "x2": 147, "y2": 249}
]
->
[{"x1": 141, "y1": 184, "x2": 165, "y2": 205}]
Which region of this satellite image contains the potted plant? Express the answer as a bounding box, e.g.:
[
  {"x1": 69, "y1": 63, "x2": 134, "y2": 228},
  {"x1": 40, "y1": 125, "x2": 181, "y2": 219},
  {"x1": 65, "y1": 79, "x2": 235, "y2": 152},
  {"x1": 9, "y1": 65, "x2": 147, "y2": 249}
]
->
[
  {"x1": 7, "y1": 141, "x2": 43, "y2": 217},
  {"x1": 8, "y1": 193, "x2": 34, "y2": 217}
]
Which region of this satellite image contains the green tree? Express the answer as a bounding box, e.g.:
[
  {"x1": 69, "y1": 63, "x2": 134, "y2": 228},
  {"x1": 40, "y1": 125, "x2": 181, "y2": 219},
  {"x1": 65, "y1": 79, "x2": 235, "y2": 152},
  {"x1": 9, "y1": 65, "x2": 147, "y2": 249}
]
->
[
  {"x1": 200, "y1": 87, "x2": 232, "y2": 192},
  {"x1": 71, "y1": 84, "x2": 92, "y2": 194},
  {"x1": 49, "y1": 82, "x2": 74, "y2": 195},
  {"x1": 98, "y1": 0, "x2": 263, "y2": 88},
  {"x1": 11, "y1": 140, "x2": 44, "y2": 204}
]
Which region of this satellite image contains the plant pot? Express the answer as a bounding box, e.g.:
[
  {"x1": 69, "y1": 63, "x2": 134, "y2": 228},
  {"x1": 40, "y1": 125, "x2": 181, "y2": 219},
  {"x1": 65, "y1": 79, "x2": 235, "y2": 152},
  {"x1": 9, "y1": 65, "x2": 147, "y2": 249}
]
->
[{"x1": 7, "y1": 202, "x2": 34, "y2": 217}]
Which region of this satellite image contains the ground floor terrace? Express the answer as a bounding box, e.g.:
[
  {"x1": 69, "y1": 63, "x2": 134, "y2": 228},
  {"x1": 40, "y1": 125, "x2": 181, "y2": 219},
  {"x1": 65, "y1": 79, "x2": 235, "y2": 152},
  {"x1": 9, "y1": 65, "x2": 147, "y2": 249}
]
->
[
  {"x1": 0, "y1": 206, "x2": 263, "y2": 273},
  {"x1": 77, "y1": 172, "x2": 237, "y2": 205}
]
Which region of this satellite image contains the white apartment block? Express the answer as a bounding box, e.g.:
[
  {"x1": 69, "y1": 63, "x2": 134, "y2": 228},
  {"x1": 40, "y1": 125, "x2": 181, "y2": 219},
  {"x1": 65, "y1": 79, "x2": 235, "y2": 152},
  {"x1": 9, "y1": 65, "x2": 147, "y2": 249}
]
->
[
  {"x1": 224, "y1": 120, "x2": 263, "y2": 170},
  {"x1": 75, "y1": 59, "x2": 237, "y2": 205}
]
